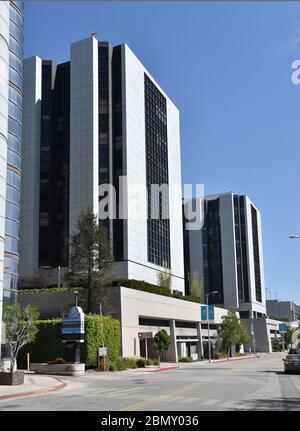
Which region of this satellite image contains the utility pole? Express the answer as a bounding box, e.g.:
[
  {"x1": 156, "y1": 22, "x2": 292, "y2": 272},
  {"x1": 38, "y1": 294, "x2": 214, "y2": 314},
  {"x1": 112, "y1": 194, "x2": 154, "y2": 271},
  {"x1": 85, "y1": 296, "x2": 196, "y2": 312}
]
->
[
  {"x1": 100, "y1": 302, "x2": 104, "y2": 348},
  {"x1": 206, "y1": 290, "x2": 218, "y2": 362},
  {"x1": 58, "y1": 265, "x2": 61, "y2": 288}
]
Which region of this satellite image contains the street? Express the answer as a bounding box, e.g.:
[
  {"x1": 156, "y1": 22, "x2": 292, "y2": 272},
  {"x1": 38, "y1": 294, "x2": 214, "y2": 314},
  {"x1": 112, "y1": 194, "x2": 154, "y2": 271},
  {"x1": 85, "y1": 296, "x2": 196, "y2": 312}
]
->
[{"x1": 0, "y1": 353, "x2": 299, "y2": 411}]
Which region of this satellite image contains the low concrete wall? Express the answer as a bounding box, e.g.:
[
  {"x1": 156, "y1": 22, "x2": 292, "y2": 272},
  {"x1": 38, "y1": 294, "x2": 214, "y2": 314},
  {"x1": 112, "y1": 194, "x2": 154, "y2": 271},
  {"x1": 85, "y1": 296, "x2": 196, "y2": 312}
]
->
[
  {"x1": 18, "y1": 291, "x2": 75, "y2": 319},
  {"x1": 242, "y1": 318, "x2": 275, "y2": 353},
  {"x1": 31, "y1": 363, "x2": 85, "y2": 376}
]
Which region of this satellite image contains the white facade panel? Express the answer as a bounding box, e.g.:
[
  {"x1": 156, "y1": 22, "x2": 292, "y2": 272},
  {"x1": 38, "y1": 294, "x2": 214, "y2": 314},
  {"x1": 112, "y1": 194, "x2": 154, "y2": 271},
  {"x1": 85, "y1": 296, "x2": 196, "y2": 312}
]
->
[
  {"x1": 19, "y1": 57, "x2": 42, "y2": 278},
  {"x1": 244, "y1": 197, "x2": 266, "y2": 316},
  {"x1": 219, "y1": 193, "x2": 239, "y2": 308},
  {"x1": 69, "y1": 36, "x2": 99, "y2": 236}
]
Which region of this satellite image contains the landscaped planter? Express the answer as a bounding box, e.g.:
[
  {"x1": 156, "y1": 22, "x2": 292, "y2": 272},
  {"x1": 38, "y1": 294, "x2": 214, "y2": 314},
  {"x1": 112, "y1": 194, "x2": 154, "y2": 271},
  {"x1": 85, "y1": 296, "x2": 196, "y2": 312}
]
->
[
  {"x1": 31, "y1": 363, "x2": 85, "y2": 376},
  {"x1": 0, "y1": 371, "x2": 24, "y2": 386}
]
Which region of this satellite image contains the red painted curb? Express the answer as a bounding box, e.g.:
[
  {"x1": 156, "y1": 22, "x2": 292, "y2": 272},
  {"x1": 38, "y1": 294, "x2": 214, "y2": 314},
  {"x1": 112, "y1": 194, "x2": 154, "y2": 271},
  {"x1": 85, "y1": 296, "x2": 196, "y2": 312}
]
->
[
  {"x1": 142, "y1": 366, "x2": 179, "y2": 373},
  {"x1": 0, "y1": 377, "x2": 67, "y2": 401},
  {"x1": 210, "y1": 356, "x2": 258, "y2": 364}
]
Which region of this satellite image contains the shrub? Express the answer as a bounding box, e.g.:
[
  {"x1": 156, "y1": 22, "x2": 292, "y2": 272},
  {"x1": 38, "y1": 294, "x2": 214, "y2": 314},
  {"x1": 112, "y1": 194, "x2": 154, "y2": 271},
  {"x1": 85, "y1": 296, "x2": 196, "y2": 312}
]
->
[
  {"x1": 109, "y1": 363, "x2": 116, "y2": 372},
  {"x1": 119, "y1": 357, "x2": 136, "y2": 369},
  {"x1": 153, "y1": 359, "x2": 159, "y2": 366},
  {"x1": 136, "y1": 358, "x2": 146, "y2": 368},
  {"x1": 18, "y1": 314, "x2": 120, "y2": 369},
  {"x1": 115, "y1": 359, "x2": 127, "y2": 371},
  {"x1": 214, "y1": 352, "x2": 228, "y2": 360},
  {"x1": 145, "y1": 358, "x2": 154, "y2": 366},
  {"x1": 51, "y1": 358, "x2": 66, "y2": 364},
  {"x1": 178, "y1": 356, "x2": 193, "y2": 362}
]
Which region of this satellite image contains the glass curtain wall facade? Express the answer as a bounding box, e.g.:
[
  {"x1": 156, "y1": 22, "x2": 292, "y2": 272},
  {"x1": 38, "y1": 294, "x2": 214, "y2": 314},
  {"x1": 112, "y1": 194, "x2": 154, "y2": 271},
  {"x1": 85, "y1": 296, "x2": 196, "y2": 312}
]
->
[
  {"x1": 4, "y1": 1, "x2": 24, "y2": 303},
  {"x1": 202, "y1": 198, "x2": 224, "y2": 304},
  {"x1": 38, "y1": 61, "x2": 70, "y2": 269},
  {"x1": 234, "y1": 195, "x2": 249, "y2": 303},
  {"x1": 144, "y1": 74, "x2": 170, "y2": 268}
]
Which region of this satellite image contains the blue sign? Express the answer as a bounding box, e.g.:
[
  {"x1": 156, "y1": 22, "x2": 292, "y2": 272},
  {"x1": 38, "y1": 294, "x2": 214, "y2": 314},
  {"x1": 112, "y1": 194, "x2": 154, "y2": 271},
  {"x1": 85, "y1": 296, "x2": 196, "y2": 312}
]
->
[
  {"x1": 62, "y1": 306, "x2": 85, "y2": 343},
  {"x1": 201, "y1": 305, "x2": 215, "y2": 321},
  {"x1": 279, "y1": 323, "x2": 287, "y2": 333}
]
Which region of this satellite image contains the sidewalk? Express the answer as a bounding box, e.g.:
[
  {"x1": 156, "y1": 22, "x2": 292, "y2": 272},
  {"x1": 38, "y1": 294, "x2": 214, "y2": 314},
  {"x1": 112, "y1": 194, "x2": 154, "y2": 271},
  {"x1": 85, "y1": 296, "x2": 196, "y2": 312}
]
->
[{"x1": 0, "y1": 372, "x2": 67, "y2": 401}]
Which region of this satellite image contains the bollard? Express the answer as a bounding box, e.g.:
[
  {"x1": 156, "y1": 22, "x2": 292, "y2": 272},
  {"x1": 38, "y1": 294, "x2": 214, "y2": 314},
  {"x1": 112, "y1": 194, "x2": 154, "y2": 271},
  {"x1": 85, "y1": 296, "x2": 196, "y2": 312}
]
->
[{"x1": 27, "y1": 352, "x2": 30, "y2": 371}]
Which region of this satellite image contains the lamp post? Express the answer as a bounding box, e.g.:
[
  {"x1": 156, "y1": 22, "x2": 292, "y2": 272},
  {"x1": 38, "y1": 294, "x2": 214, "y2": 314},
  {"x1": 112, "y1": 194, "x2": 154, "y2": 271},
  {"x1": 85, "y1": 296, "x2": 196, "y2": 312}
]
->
[
  {"x1": 250, "y1": 311, "x2": 256, "y2": 356},
  {"x1": 74, "y1": 290, "x2": 79, "y2": 307},
  {"x1": 206, "y1": 290, "x2": 218, "y2": 363},
  {"x1": 58, "y1": 265, "x2": 61, "y2": 289}
]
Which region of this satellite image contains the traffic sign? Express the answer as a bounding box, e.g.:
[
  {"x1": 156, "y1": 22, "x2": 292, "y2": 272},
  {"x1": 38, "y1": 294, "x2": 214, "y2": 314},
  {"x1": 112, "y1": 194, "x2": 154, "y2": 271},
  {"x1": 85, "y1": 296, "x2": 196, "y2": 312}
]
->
[
  {"x1": 201, "y1": 304, "x2": 215, "y2": 321},
  {"x1": 279, "y1": 323, "x2": 287, "y2": 333},
  {"x1": 62, "y1": 306, "x2": 85, "y2": 343},
  {"x1": 138, "y1": 332, "x2": 153, "y2": 339},
  {"x1": 98, "y1": 347, "x2": 107, "y2": 356}
]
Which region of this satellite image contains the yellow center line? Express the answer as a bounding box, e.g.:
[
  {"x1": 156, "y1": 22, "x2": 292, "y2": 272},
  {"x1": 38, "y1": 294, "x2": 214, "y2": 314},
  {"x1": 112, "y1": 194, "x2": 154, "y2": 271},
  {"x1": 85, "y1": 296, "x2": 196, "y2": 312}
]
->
[{"x1": 121, "y1": 383, "x2": 200, "y2": 411}]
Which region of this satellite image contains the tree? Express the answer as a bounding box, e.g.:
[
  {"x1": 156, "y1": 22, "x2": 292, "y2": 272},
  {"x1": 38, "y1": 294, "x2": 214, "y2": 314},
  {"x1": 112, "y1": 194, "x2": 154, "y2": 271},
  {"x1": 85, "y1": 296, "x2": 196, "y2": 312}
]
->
[
  {"x1": 284, "y1": 327, "x2": 295, "y2": 348},
  {"x1": 67, "y1": 207, "x2": 113, "y2": 313},
  {"x1": 190, "y1": 272, "x2": 201, "y2": 301},
  {"x1": 153, "y1": 329, "x2": 171, "y2": 365},
  {"x1": 157, "y1": 269, "x2": 172, "y2": 291},
  {"x1": 239, "y1": 321, "x2": 251, "y2": 345},
  {"x1": 3, "y1": 303, "x2": 39, "y2": 372},
  {"x1": 217, "y1": 308, "x2": 250, "y2": 357}
]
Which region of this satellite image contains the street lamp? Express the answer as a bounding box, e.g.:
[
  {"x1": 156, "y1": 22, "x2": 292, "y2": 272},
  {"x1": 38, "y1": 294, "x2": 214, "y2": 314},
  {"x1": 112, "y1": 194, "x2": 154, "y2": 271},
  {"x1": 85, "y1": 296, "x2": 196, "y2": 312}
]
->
[
  {"x1": 206, "y1": 290, "x2": 218, "y2": 363},
  {"x1": 74, "y1": 290, "x2": 79, "y2": 307}
]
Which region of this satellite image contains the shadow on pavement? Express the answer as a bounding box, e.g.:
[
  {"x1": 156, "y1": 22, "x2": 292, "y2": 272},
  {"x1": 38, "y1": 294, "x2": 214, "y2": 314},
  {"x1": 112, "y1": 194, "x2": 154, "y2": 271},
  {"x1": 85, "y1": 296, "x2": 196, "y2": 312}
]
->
[
  {"x1": 176, "y1": 366, "x2": 235, "y2": 373},
  {"x1": 258, "y1": 370, "x2": 300, "y2": 376},
  {"x1": 232, "y1": 398, "x2": 300, "y2": 411}
]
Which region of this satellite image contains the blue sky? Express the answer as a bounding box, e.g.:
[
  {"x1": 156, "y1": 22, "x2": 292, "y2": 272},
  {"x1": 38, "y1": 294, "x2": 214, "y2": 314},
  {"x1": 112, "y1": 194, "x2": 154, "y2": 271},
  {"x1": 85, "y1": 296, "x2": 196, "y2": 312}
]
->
[{"x1": 24, "y1": 1, "x2": 300, "y2": 304}]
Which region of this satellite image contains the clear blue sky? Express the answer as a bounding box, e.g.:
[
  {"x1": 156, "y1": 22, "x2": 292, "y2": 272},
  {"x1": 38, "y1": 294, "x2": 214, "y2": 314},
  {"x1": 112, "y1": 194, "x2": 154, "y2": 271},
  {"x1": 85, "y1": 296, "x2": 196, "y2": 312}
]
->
[{"x1": 24, "y1": 1, "x2": 300, "y2": 304}]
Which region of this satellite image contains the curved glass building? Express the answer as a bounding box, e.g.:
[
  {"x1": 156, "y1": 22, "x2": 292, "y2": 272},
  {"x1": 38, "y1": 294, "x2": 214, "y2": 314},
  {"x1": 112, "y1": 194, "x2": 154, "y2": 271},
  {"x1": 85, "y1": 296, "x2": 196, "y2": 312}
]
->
[{"x1": 3, "y1": 1, "x2": 23, "y2": 304}]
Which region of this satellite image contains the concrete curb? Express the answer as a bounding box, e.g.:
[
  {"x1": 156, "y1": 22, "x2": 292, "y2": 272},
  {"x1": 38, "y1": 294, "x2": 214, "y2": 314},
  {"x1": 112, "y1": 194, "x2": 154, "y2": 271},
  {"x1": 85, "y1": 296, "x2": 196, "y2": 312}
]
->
[
  {"x1": 210, "y1": 356, "x2": 259, "y2": 364},
  {"x1": 0, "y1": 376, "x2": 67, "y2": 401},
  {"x1": 142, "y1": 366, "x2": 180, "y2": 373}
]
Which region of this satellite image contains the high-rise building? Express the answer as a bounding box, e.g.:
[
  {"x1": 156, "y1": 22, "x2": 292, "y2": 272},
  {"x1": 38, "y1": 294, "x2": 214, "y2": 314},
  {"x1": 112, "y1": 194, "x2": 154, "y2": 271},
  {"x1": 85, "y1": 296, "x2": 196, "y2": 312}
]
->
[
  {"x1": 266, "y1": 299, "x2": 300, "y2": 322},
  {"x1": 20, "y1": 36, "x2": 185, "y2": 292},
  {"x1": 0, "y1": 1, "x2": 24, "y2": 359},
  {"x1": 183, "y1": 192, "x2": 266, "y2": 318}
]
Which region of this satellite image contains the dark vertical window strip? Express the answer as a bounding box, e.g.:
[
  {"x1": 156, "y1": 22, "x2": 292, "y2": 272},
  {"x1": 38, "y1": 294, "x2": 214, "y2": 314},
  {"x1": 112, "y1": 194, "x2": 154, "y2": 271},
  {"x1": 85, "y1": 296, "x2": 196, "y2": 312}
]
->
[
  {"x1": 50, "y1": 62, "x2": 70, "y2": 267},
  {"x1": 183, "y1": 204, "x2": 191, "y2": 294},
  {"x1": 202, "y1": 199, "x2": 223, "y2": 304},
  {"x1": 98, "y1": 44, "x2": 111, "y2": 235},
  {"x1": 251, "y1": 204, "x2": 262, "y2": 302},
  {"x1": 144, "y1": 73, "x2": 170, "y2": 268},
  {"x1": 38, "y1": 62, "x2": 53, "y2": 266},
  {"x1": 239, "y1": 196, "x2": 249, "y2": 302},
  {"x1": 112, "y1": 46, "x2": 123, "y2": 261}
]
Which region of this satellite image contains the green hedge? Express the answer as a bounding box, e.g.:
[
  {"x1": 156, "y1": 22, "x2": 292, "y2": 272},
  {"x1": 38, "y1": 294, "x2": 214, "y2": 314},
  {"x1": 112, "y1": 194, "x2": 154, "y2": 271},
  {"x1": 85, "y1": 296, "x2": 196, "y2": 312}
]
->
[
  {"x1": 18, "y1": 314, "x2": 120, "y2": 368},
  {"x1": 18, "y1": 287, "x2": 82, "y2": 295},
  {"x1": 115, "y1": 279, "x2": 200, "y2": 303}
]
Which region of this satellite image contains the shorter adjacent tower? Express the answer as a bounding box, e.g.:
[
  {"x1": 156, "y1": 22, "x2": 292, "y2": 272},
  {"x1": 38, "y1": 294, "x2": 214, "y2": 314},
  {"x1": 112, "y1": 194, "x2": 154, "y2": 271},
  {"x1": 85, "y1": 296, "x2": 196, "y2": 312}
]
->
[{"x1": 184, "y1": 192, "x2": 266, "y2": 318}]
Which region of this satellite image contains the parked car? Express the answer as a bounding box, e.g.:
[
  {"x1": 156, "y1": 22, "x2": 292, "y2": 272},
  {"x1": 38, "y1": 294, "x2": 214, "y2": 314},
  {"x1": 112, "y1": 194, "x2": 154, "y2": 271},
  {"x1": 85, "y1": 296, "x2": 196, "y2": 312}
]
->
[{"x1": 283, "y1": 354, "x2": 300, "y2": 374}]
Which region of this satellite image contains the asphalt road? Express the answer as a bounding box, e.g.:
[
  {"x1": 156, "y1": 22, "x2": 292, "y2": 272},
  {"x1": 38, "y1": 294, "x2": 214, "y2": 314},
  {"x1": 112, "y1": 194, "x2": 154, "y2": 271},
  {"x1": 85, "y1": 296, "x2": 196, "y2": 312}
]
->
[{"x1": 0, "y1": 353, "x2": 299, "y2": 411}]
